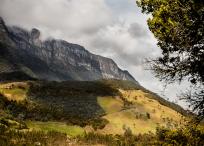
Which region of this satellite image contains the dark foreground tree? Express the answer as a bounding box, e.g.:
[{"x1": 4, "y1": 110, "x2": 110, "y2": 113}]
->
[{"x1": 136, "y1": 0, "x2": 204, "y2": 119}]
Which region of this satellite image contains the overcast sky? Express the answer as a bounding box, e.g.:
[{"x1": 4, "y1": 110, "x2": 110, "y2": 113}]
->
[{"x1": 0, "y1": 0, "x2": 190, "y2": 108}]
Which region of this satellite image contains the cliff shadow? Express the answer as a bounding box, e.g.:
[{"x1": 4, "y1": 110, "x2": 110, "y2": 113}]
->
[{"x1": 26, "y1": 80, "x2": 120, "y2": 123}]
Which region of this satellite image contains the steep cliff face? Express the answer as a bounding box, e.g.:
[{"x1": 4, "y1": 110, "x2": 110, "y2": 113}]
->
[{"x1": 0, "y1": 17, "x2": 138, "y2": 84}]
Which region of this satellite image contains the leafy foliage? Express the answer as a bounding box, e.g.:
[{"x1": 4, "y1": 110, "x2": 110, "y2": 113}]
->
[
  {"x1": 0, "y1": 129, "x2": 70, "y2": 146},
  {"x1": 78, "y1": 131, "x2": 155, "y2": 146},
  {"x1": 156, "y1": 125, "x2": 204, "y2": 146},
  {"x1": 79, "y1": 125, "x2": 204, "y2": 146},
  {"x1": 1, "y1": 121, "x2": 204, "y2": 146},
  {"x1": 89, "y1": 118, "x2": 109, "y2": 130},
  {"x1": 137, "y1": 0, "x2": 204, "y2": 119}
]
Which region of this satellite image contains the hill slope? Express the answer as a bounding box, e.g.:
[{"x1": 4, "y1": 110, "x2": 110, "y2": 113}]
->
[{"x1": 0, "y1": 80, "x2": 187, "y2": 135}]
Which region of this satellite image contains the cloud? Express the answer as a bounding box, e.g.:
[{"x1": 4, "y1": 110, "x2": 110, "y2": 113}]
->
[
  {"x1": 0, "y1": 0, "x2": 113, "y2": 39},
  {"x1": 128, "y1": 23, "x2": 149, "y2": 38},
  {"x1": 89, "y1": 22, "x2": 160, "y2": 67}
]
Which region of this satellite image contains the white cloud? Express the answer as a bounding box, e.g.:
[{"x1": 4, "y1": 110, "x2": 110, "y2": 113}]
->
[
  {"x1": 0, "y1": 0, "x2": 113, "y2": 39},
  {"x1": 89, "y1": 22, "x2": 160, "y2": 68}
]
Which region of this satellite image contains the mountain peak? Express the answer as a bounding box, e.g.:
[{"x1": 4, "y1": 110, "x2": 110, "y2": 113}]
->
[
  {"x1": 0, "y1": 17, "x2": 4, "y2": 25},
  {"x1": 30, "y1": 28, "x2": 41, "y2": 46},
  {"x1": 0, "y1": 17, "x2": 14, "y2": 45},
  {"x1": 31, "y1": 28, "x2": 40, "y2": 39}
]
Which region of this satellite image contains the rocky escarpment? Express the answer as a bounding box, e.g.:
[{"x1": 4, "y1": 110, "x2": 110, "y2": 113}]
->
[{"x1": 0, "y1": 17, "x2": 138, "y2": 84}]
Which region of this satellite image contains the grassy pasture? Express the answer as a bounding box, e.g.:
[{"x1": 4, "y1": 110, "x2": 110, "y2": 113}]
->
[
  {"x1": 97, "y1": 90, "x2": 184, "y2": 135},
  {"x1": 26, "y1": 121, "x2": 85, "y2": 137}
]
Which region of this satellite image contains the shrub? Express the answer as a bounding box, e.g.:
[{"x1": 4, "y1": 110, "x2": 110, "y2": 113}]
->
[
  {"x1": 146, "y1": 112, "x2": 151, "y2": 119},
  {"x1": 155, "y1": 125, "x2": 204, "y2": 146},
  {"x1": 89, "y1": 118, "x2": 109, "y2": 130}
]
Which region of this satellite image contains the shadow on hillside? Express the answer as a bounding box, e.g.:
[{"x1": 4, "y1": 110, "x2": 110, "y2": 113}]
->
[{"x1": 26, "y1": 81, "x2": 120, "y2": 122}]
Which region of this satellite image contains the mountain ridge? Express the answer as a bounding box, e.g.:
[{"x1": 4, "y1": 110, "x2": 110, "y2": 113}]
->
[{"x1": 0, "y1": 17, "x2": 138, "y2": 83}]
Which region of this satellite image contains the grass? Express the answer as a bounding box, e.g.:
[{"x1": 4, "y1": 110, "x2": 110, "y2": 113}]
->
[
  {"x1": 26, "y1": 121, "x2": 85, "y2": 137},
  {"x1": 97, "y1": 90, "x2": 184, "y2": 135},
  {"x1": 121, "y1": 89, "x2": 184, "y2": 122},
  {"x1": 0, "y1": 82, "x2": 29, "y2": 101},
  {"x1": 97, "y1": 96, "x2": 123, "y2": 114},
  {"x1": 0, "y1": 88, "x2": 27, "y2": 101},
  {"x1": 101, "y1": 109, "x2": 157, "y2": 135}
]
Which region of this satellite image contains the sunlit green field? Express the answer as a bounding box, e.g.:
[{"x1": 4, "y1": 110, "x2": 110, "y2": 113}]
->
[
  {"x1": 97, "y1": 96, "x2": 123, "y2": 114},
  {"x1": 26, "y1": 121, "x2": 85, "y2": 137}
]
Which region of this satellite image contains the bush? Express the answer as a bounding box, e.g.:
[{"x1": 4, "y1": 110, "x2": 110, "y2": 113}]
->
[
  {"x1": 78, "y1": 131, "x2": 156, "y2": 146},
  {"x1": 0, "y1": 128, "x2": 70, "y2": 146},
  {"x1": 146, "y1": 112, "x2": 151, "y2": 119},
  {"x1": 89, "y1": 118, "x2": 109, "y2": 130},
  {"x1": 155, "y1": 125, "x2": 204, "y2": 146}
]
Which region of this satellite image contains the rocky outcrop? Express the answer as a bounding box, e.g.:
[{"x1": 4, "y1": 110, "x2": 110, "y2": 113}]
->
[{"x1": 0, "y1": 17, "x2": 138, "y2": 84}]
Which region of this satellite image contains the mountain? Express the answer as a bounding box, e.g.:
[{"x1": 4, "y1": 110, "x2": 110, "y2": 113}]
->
[{"x1": 0, "y1": 17, "x2": 137, "y2": 83}]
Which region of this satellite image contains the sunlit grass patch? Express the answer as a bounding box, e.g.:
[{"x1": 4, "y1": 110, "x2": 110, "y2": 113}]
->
[
  {"x1": 97, "y1": 96, "x2": 123, "y2": 114},
  {"x1": 26, "y1": 121, "x2": 85, "y2": 137},
  {"x1": 0, "y1": 88, "x2": 27, "y2": 101},
  {"x1": 0, "y1": 82, "x2": 29, "y2": 101},
  {"x1": 98, "y1": 89, "x2": 184, "y2": 135}
]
